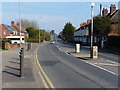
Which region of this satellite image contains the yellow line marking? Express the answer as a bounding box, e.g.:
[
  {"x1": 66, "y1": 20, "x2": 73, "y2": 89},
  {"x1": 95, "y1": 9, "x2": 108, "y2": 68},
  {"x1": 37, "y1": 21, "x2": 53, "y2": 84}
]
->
[
  {"x1": 35, "y1": 46, "x2": 55, "y2": 88},
  {"x1": 34, "y1": 48, "x2": 49, "y2": 89}
]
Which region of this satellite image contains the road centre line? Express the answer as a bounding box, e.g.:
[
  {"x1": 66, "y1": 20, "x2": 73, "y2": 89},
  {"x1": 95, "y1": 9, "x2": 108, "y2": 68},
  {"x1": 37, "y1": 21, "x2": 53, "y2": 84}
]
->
[{"x1": 35, "y1": 47, "x2": 55, "y2": 89}]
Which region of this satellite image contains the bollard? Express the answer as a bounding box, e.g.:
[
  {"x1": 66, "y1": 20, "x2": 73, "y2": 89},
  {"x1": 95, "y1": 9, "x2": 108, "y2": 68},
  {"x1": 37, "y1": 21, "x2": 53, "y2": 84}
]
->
[
  {"x1": 19, "y1": 48, "x2": 24, "y2": 77},
  {"x1": 75, "y1": 44, "x2": 80, "y2": 53},
  {"x1": 91, "y1": 46, "x2": 98, "y2": 59},
  {"x1": 27, "y1": 44, "x2": 31, "y2": 51}
]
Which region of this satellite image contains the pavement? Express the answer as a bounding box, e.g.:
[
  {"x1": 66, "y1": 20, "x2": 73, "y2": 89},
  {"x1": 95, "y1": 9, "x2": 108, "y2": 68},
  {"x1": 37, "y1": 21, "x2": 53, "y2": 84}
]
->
[{"x1": 2, "y1": 44, "x2": 44, "y2": 89}]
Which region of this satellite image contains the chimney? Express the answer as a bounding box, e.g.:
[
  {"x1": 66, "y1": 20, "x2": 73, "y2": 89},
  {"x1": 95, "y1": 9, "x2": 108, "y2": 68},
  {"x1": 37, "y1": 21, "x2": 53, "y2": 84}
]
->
[
  {"x1": 102, "y1": 8, "x2": 108, "y2": 16},
  {"x1": 100, "y1": 4, "x2": 102, "y2": 17},
  {"x1": 87, "y1": 19, "x2": 91, "y2": 24},
  {"x1": 80, "y1": 23, "x2": 83, "y2": 27},
  {"x1": 110, "y1": 4, "x2": 116, "y2": 14},
  {"x1": 11, "y1": 21, "x2": 14, "y2": 26},
  {"x1": 16, "y1": 23, "x2": 19, "y2": 26},
  {"x1": 83, "y1": 22, "x2": 87, "y2": 26}
]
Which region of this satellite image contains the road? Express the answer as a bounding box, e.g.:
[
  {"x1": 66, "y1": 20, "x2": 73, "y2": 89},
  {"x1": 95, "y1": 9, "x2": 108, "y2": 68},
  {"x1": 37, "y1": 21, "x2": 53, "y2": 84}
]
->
[{"x1": 37, "y1": 42, "x2": 118, "y2": 88}]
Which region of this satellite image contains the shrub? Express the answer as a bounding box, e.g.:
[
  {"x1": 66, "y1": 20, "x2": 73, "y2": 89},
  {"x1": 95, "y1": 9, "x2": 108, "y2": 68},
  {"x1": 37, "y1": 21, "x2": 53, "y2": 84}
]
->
[
  {"x1": 2, "y1": 39, "x2": 11, "y2": 49},
  {"x1": 26, "y1": 38, "x2": 39, "y2": 43}
]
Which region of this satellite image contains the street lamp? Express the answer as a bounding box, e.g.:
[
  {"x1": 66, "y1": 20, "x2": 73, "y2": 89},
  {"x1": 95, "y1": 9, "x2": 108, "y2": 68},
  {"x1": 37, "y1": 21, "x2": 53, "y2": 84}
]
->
[{"x1": 90, "y1": 3, "x2": 95, "y2": 58}]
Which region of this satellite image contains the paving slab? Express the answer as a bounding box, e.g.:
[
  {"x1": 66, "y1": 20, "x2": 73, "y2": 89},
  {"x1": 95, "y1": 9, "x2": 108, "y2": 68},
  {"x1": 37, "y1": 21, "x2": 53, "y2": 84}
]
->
[{"x1": 2, "y1": 44, "x2": 44, "y2": 88}]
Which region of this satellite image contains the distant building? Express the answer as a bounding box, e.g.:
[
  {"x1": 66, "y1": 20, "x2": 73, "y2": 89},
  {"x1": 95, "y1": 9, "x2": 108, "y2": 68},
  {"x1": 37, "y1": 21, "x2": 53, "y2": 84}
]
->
[
  {"x1": 74, "y1": 20, "x2": 91, "y2": 45},
  {"x1": 50, "y1": 30, "x2": 55, "y2": 35}
]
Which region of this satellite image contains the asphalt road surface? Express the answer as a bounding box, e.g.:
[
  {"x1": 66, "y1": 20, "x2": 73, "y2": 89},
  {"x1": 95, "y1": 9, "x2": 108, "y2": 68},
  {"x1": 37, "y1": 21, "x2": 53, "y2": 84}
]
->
[{"x1": 37, "y1": 42, "x2": 118, "y2": 88}]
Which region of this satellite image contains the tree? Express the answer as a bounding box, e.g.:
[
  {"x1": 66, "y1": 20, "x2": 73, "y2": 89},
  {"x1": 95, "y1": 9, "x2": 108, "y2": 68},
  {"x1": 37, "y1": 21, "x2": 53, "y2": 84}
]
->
[
  {"x1": 26, "y1": 27, "x2": 51, "y2": 42},
  {"x1": 62, "y1": 22, "x2": 75, "y2": 42},
  {"x1": 17, "y1": 19, "x2": 39, "y2": 30},
  {"x1": 93, "y1": 16, "x2": 111, "y2": 37},
  {"x1": 93, "y1": 16, "x2": 111, "y2": 46}
]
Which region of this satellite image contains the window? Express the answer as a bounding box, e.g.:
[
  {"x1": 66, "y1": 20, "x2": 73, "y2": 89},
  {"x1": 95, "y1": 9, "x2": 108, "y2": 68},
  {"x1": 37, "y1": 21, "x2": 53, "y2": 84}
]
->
[{"x1": 3, "y1": 31, "x2": 6, "y2": 34}]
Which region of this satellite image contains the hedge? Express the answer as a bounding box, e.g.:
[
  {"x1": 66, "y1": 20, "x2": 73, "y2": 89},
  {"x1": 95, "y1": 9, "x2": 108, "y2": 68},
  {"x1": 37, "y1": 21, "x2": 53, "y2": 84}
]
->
[
  {"x1": 26, "y1": 38, "x2": 39, "y2": 43},
  {"x1": 107, "y1": 36, "x2": 120, "y2": 48}
]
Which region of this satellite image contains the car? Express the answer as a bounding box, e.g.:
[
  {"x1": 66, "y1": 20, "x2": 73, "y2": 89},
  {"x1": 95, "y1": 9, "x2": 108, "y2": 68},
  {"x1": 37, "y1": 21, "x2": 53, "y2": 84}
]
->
[{"x1": 50, "y1": 41, "x2": 55, "y2": 44}]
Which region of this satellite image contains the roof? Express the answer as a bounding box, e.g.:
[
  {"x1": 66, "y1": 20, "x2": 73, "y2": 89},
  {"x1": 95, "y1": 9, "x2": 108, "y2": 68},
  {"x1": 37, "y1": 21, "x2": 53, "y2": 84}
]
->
[
  {"x1": 2, "y1": 24, "x2": 15, "y2": 33},
  {"x1": 11, "y1": 25, "x2": 20, "y2": 33},
  {"x1": 75, "y1": 24, "x2": 90, "y2": 32},
  {"x1": 107, "y1": 9, "x2": 120, "y2": 23}
]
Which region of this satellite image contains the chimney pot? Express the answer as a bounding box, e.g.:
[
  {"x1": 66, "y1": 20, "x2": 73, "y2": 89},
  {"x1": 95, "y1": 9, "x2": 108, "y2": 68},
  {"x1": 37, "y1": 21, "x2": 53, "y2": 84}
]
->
[
  {"x1": 11, "y1": 21, "x2": 14, "y2": 26},
  {"x1": 110, "y1": 4, "x2": 116, "y2": 14}
]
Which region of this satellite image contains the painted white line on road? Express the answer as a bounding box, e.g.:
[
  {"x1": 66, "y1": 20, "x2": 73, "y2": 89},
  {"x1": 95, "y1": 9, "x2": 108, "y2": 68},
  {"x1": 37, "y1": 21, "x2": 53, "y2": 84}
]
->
[
  {"x1": 56, "y1": 46, "x2": 63, "y2": 51},
  {"x1": 106, "y1": 59, "x2": 118, "y2": 64},
  {"x1": 94, "y1": 63, "x2": 119, "y2": 66},
  {"x1": 65, "y1": 52, "x2": 69, "y2": 55},
  {"x1": 56, "y1": 46, "x2": 69, "y2": 56},
  {"x1": 84, "y1": 61, "x2": 118, "y2": 76}
]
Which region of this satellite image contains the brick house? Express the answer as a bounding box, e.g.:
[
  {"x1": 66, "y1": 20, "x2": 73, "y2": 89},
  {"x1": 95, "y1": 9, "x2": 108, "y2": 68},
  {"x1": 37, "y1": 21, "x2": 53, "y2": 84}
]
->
[
  {"x1": 0, "y1": 21, "x2": 28, "y2": 38},
  {"x1": 0, "y1": 24, "x2": 15, "y2": 38},
  {"x1": 102, "y1": 4, "x2": 120, "y2": 36}
]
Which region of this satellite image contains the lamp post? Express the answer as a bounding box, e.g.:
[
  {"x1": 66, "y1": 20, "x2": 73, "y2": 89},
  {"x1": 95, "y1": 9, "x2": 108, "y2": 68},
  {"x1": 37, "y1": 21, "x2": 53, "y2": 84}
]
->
[{"x1": 90, "y1": 3, "x2": 95, "y2": 58}]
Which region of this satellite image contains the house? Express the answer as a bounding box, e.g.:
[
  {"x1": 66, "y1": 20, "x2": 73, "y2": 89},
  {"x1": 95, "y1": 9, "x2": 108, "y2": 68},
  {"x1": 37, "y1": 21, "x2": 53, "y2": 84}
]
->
[
  {"x1": 74, "y1": 4, "x2": 120, "y2": 45},
  {"x1": 102, "y1": 4, "x2": 120, "y2": 36},
  {"x1": 74, "y1": 20, "x2": 91, "y2": 45},
  {"x1": 10, "y1": 21, "x2": 28, "y2": 37},
  {"x1": 0, "y1": 24, "x2": 16, "y2": 38},
  {"x1": 0, "y1": 21, "x2": 28, "y2": 39}
]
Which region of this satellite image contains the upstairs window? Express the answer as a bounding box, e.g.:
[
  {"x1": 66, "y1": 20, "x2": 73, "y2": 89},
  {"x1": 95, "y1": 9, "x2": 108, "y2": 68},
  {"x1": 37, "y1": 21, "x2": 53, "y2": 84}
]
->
[{"x1": 3, "y1": 30, "x2": 6, "y2": 35}]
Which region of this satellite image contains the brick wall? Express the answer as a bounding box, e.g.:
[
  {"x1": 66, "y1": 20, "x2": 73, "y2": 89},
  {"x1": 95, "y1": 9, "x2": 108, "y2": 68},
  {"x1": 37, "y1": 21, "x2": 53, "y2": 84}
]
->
[{"x1": 108, "y1": 24, "x2": 119, "y2": 36}]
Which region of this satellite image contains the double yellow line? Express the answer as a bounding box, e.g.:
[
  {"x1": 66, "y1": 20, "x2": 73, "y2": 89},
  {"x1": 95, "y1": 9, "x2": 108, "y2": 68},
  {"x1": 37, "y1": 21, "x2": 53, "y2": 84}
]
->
[{"x1": 34, "y1": 46, "x2": 55, "y2": 89}]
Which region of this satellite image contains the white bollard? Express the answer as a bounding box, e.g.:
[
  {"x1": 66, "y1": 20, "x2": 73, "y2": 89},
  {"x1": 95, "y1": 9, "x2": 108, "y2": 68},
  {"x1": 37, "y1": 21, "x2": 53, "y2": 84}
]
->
[
  {"x1": 76, "y1": 44, "x2": 80, "y2": 53},
  {"x1": 92, "y1": 46, "x2": 98, "y2": 59}
]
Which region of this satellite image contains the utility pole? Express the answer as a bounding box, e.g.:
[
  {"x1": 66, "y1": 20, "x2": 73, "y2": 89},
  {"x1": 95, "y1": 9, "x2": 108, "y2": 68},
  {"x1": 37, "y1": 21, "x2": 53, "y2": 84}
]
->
[
  {"x1": 19, "y1": 0, "x2": 22, "y2": 47},
  {"x1": 90, "y1": 3, "x2": 95, "y2": 58}
]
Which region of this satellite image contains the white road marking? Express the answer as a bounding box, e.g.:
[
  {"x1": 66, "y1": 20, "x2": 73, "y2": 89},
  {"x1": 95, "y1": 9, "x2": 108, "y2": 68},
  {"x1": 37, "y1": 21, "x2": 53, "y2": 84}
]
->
[
  {"x1": 94, "y1": 63, "x2": 119, "y2": 66},
  {"x1": 84, "y1": 61, "x2": 118, "y2": 76},
  {"x1": 106, "y1": 59, "x2": 118, "y2": 64},
  {"x1": 65, "y1": 52, "x2": 69, "y2": 55},
  {"x1": 56, "y1": 46, "x2": 63, "y2": 51},
  {"x1": 56, "y1": 46, "x2": 69, "y2": 55}
]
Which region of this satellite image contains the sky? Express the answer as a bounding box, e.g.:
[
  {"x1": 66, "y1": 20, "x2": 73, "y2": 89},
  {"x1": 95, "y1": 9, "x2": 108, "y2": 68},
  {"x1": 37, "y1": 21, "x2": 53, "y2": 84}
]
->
[{"x1": 1, "y1": 1, "x2": 119, "y2": 34}]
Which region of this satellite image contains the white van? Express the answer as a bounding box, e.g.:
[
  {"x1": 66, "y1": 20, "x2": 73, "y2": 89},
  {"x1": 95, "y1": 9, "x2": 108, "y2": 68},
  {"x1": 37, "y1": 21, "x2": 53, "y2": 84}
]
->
[{"x1": 6, "y1": 36, "x2": 25, "y2": 44}]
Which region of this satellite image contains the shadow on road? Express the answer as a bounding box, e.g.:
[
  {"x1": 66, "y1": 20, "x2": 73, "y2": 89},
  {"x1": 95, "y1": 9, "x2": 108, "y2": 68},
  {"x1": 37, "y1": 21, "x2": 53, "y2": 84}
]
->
[{"x1": 40, "y1": 60, "x2": 60, "y2": 66}]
